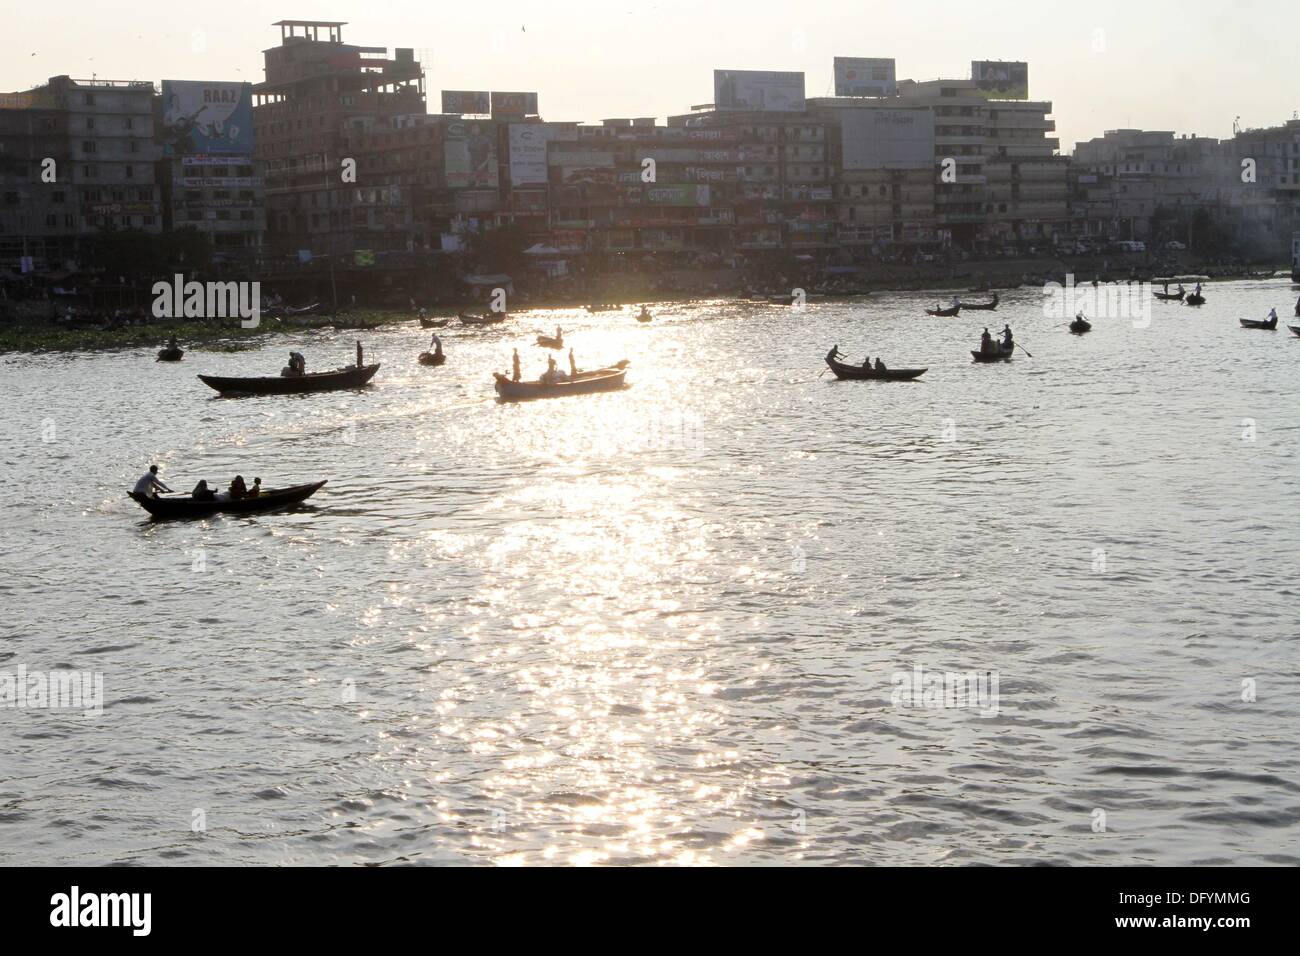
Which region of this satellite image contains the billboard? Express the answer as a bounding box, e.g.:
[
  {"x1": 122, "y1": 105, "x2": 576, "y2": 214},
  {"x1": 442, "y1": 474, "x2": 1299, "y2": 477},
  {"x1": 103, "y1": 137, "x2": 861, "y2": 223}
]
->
[
  {"x1": 444, "y1": 120, "x2": 498, "y2": 188},
  {"x1": 971, "y1": 61, "x2": 1029, "y2": 100},
  {"x1": 841, "y1": 109, "x2": 935, "y2": 169},
  {"x1": 161, "y1": 81, "x2": 253, "y2": 155},
  {"x1": 491, "y1": 91, "x2": 538, "y2": 118},
  {"x1": 441, "y1": 90, "x2": 490, "y2": 114},
  {"x1": 713, "y1": 70, "x2": 805, "y2": 112},
  {"x1": 834, "y1": 57, "x2": 897, "y2": 97},
  {"x1": 646, "y1": 184, "x2": 711, "y2": 206},
  {"x1": 508, "y1": 123, "x2": 572, "y2": 187}
]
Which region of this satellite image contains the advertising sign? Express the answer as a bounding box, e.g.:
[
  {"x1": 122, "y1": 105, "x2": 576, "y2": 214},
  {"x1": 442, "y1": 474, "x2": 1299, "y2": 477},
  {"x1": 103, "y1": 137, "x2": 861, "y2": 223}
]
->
[
  {"x1": 970, "y1": 61, "x2": 1029, "y2": 100},
  {"x1": 509, "y1": 123, "x2": 570, "y2": 187},
  {"x1": 161, "y1": 81, "x2": 254, "y2": 155},
  {"x1": 445, "y1": 121, "x2": 499, "y2": 188},
  {"x1": 833, "y1": 57, "x2": 897, "y2": 97},
  {"x1": 841, "y1": 109, "x2": 935, "y2": 169},
  {"x1": 441, "y1": 90, "x2": 490, "y2": 114},
  {"x1": 713, "y1": 70, "x2": 805, "y2": 112},
  {"x1": 491, "y1": 91, "x2": 538, "y2": 118},
  {"x1": 646, "y1": 184, "x2": 710, "y2": 206}
]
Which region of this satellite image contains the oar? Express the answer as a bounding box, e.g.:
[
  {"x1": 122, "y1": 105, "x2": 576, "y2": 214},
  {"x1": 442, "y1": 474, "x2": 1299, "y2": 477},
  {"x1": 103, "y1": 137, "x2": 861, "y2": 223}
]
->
[{"x1": 1016, "y1": 343, "x2": 1033, "y2": 358}]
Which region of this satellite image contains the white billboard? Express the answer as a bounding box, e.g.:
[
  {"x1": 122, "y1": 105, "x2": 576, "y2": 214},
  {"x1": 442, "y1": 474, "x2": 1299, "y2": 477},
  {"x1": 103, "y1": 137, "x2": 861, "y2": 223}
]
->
[
  {"x1": 841, "y1": 109, "x2": 935, "y2": 169},
  {"x1": 509, "y1": 124, "x2": 571, "y2": 187},
  {"x1": 834, "y1": 57, "x2": 897, "y2": 97},
  {"x1": 714, "y1": 70, "x2": 805, "y2": 112}
]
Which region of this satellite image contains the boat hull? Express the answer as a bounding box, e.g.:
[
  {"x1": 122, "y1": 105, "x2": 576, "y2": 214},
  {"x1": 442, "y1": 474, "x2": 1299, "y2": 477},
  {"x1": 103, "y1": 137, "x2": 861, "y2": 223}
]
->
[
  {"x1": 156, "y1": 349, "x2": 184, "y2": 362},
  {"x1": 972, "y1": 348, "x2": 1014, "y2": 363},
  {"x1": 129, "y1": 481, "x2": 327, "y2": 520},
  {"x1": 1070, "y1": 322, "x2": 1092, "y2": 334},
  {"x1": 418, "y1": 352, "x2": 446, "y2": 366},
  {"x1": 926, "y1": 307, "x2": 961, "y2": 317},
  {"x1": 1240, "y1": 319, "x2": 1278, "y2": 329},
  {"x1": 494, "y1": 369, "x2": 627, "y2": 401},
  {"x1": 826, "y1": 358, "x2": 927, "y2": 381},
  {"x1": 198, "y1": 364, "x2": 380, "y2": 396},
  {"x1": 536, "y1": 336, "x2": 563, "y2": 349},
  {"x1": 1186, "y1": 295, "x2": 1206, "y2": 306}
]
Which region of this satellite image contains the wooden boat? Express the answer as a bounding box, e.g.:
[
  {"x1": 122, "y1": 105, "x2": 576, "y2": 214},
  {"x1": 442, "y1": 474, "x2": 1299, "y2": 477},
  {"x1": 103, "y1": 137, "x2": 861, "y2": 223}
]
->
[
  {"x1": 494, "y1": 367, "x2": 627, "y2": 401},
  {"x1": 926, "y1": 305, "x2": 962, "y2": 317},
  {"x1": 1069, "y1": 318, "x2": 1092, "y2": 334},
  {"x1": 1289, "y1": 326, "x2": 1300, "y2": 337},
  {"x1": 536, "y1": 334, "x2": 563, "y2": 349},
  {"x1": 418, "y1": 351, "x2": 446, "y2": 366},
  {"x1": 962, "y1": 294, "x2": 1000, "y2": 311},
  {"x1": 1185, "y1": 294, "x2": 1206, "y2": 306},
  {"x1": 1239, "y1": 317, "x2": 1278, "y2": 330},
  {"x1": 636, "y1": 311, "x2": 653, "y2": 323},
  {"x1": 972, "y1": 343, "x2": 1015, "y2": 363},
  {"x1": 198, "y1": 363, "x2": 380, "y2": 396},
  {"x1": 459, "y1": 311, "x2": 508, "y2": 326},
  {"x1": 825, "y1": 356, "x2": 927, "y2": 381},
  {"x1": 156, "y1": 346, "x2": 184, "y2": 362},
  {"x1": 419, "y1": 316, "x2": 451, "y2": 328},
  {"x1": 586, "y1": 303, "x2": 620, "y2": 313},
  {"x1": 1154, "y1": 290, "x2": 1185, "y2": 301},
  {"x1": 129, "y1": 481, "x2": 327, "y2": 520}
]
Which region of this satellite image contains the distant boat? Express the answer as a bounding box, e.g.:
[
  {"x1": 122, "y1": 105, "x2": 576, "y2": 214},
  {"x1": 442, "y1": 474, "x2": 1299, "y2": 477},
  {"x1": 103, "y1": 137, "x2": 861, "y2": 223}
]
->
[
  {"x1": 198, "y1": 363, "x2": 380, "y2": 396},
  {"x1": 419, "y1": 316, "x2": 451, "y2": 328},
  {"x1": 1185, "y1": 293, "x2": 1206, "y2": 306},
  {"x1": 1069, "y1": 317, "x2": 1092, "y2": 334},
  {"x1": 418, "y1": 351, "x2": 446, "y2": 366},
  {"x1": 1154, "y1": 290, "x2": 1185, "y2": 301},
  {"x1": 459, "y1": 311, "x2": 508, "y2": 326},
  {"x1": 825, "y1": 356, "x2": 927, "y2": 381},
  {"x1": 156, "y1": 345, "x2": 184, "y2": 362},
  {"x1": 129, "y1": 481, "x2": 327, "y2": 520},
  {"x1": 1289, "y1": 326, "x2": 1300, "y2": 337},
  {"x1": 962, "y1": 294, "x2": 1000, "y2": 311},
  {"x1": 493, "y1": 362, "x2": 629, "y2": 401},
  {"x1": 536, "y1": 334, "x2": 563, "y2": 349},
  {"x1": 926, "y1": 305, "x2": 961, "y2": 317},
  {"x1": 586, "y1": 303, "x2": 620, "y2": 313},
  {"x1": 1240, "y1": 317, "x2": 1278, "y2": 330}
]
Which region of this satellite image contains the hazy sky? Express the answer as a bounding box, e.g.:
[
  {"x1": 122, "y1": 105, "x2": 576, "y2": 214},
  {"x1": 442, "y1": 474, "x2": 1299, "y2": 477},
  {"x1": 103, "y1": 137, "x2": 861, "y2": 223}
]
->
[{"x1": 6, "y1": 0, "x2": 1295, "y2": 152}]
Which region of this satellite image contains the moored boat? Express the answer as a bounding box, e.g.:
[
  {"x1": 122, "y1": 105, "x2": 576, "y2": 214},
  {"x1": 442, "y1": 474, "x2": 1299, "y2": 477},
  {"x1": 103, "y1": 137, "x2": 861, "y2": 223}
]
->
[
  {"x1": 129, "y1": 480, "x2": 327, "y2": 520},
  {"x1": 825, "y1": 357, "x2": 927, "y2": 381},
  {"x1": 198, "y1": 363, "x2": 380, "y2": 396}
]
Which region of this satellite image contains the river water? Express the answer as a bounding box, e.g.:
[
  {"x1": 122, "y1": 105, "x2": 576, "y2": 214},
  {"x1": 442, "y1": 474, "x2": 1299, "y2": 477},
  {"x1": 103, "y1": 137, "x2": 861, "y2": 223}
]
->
[{"x1": 3, "y1": 280, "x2": 1299, "y2": 866}]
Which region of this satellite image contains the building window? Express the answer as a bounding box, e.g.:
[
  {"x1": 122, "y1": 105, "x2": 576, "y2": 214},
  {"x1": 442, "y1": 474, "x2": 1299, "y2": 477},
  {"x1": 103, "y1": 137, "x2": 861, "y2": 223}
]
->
[
  {"x1": 83, "y1": 140, "x2": 96, "y2": 153},
  {"x1": 86, "y1": 117, "x2": 94, "y2": 130}
]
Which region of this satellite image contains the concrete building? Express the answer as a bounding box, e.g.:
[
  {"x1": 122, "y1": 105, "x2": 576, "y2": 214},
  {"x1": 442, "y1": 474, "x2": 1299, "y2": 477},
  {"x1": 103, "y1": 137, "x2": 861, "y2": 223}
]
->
[
  {"x1": 253, "y1": 20, "x2": 426, "y2": 258},
  {"x1": 0, "y1": 88, "x2": 73, "y2": 270},
  {"x1": 1211, "y1": 119, "x2": 1300, "y2": 257}
]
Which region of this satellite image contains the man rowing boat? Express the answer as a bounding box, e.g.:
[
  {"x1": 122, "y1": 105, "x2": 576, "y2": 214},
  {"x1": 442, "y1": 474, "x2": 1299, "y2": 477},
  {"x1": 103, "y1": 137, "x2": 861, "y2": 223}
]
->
[{"x1": 132, "y1": 465, "x2": 172, "y2": 499}]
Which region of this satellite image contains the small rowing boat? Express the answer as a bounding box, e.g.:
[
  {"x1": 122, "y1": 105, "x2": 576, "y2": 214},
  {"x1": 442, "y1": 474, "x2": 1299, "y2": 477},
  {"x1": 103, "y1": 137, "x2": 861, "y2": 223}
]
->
[
  {"x1": 1185, "y1": 294, "x2": 1206, "y2": 306},
  {"x1": 1069, "y1": 318, "x2": 1092, "y2": 334},
  {"x1": 962, "y1": 294, "x2": 1000, "y2": 311},
  {"x1": 1240, "y1": 317, "x2": 1278, "y2": 330},
  {"x1": 825, "y1": 357, "x2": 927, "y2": 381},
  {"x1": 926, "y1": 305, "x2": 961, "y2": 317},
  {"x1": 972, "y1": 344, "x2": 1015, "y2": 363},
  {"x1": 1289, "y1": 326, "x2": 1300, "y2": 337},
  {"x1": 1154, "y1": 290, "x2": 1185, "y2": 301},
  {"x1": 493, "y1": 361, "x2": 629, "y2": 401},
  {"x1": 536, "y1": 334, "x2": 563, "y2": 349},
  {"x1": 418, "y1": 351, "x2": 446, "y2": 366},
  {"x1": 419, "y1": 316, "x2": 451, "y2": 328},
  {"x1": 129, "y1": 481, "x2": 327, "y2": 520},
  {"x1": 156, "y1": 346, "x2": 184, "y2": 362},
  {"x1": 198, "y1": 363, "x2": 380, "y2": 396}
]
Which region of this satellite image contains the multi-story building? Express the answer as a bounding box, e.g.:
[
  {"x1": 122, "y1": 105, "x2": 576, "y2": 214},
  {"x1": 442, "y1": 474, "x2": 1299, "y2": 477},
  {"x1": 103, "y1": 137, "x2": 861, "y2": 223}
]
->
[
  {"x1": 253, "y1": 20, "x2": 425, "y2": 258},
  {"x1": 158, "y1": 80, "x2": 264, "y2": 268},
  {"x1": 0, "y1": 87, "x2": 73, "y2": 270},
  {"x1": 1210, "y1": 119, "x2": 1300, "y2": 257}
]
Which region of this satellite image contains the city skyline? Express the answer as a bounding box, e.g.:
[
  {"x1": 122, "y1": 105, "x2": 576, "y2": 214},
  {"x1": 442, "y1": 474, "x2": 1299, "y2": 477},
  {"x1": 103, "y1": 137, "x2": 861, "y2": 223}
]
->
[{"x1": 4, "y1": 0, "x2": 1296, "y2": 153}]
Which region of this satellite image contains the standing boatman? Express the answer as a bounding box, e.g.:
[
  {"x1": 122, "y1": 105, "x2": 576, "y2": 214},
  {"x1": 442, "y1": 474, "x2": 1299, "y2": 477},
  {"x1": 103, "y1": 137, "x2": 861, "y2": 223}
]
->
[
  {"x1": 356, "y1": 340, "x2": 364, "y2": 368},
  {"x1": 568, "y1": 348, "x2": 578, "y2": 379},
  {"x1": 512, "y1": 348, "x2": 521, "y2": 383}
]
